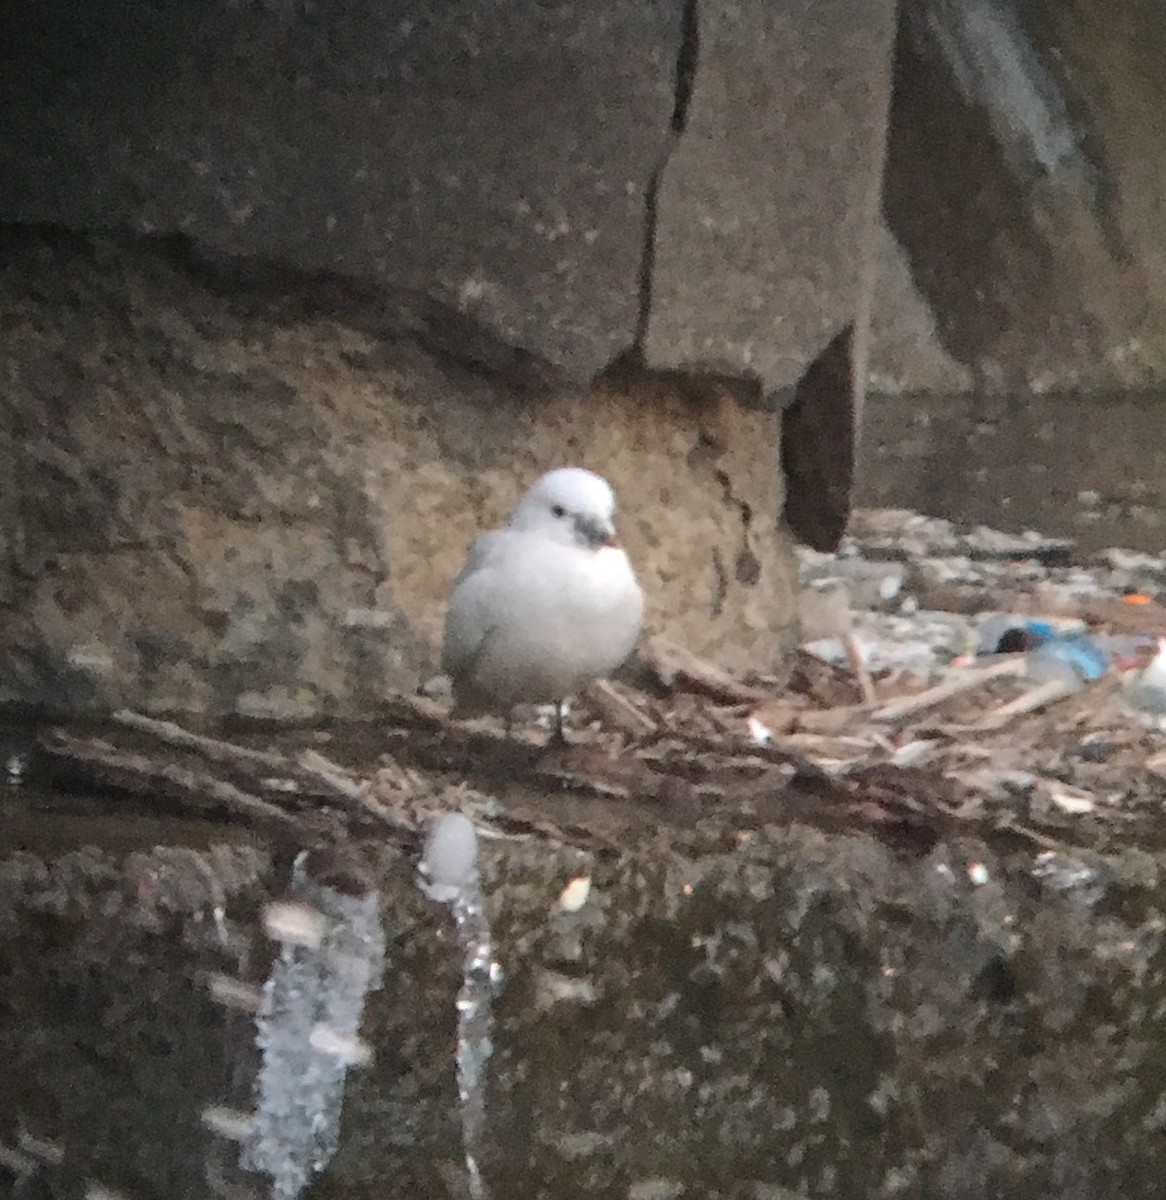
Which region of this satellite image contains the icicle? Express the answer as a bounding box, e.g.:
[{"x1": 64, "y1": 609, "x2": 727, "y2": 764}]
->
[
  {"x1": 419, "y1": 813, "x2": 501, "y2": 1200},
  {"x1": 238, "y1": 850, "x2": 385, "y2": 1200}
]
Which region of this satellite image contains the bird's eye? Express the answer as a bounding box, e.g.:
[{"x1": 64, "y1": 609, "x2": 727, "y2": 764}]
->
[{"x1": 550, "y1": 505, "x2": 567, "y2": 518}]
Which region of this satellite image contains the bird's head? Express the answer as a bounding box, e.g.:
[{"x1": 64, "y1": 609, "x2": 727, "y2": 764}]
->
[{"x1": 509, "y1": 466, "x2": 621, "y2": 550}]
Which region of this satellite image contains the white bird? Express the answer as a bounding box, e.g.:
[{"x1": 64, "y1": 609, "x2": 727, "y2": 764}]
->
[{"x1": 442, "y1": 467, "x2": 644, "y2": 740}]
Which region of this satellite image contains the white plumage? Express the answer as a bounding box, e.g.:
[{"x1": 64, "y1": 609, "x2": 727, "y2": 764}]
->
[{"x1": 442, "y1": 467, "x2": 644, "y2": 728}]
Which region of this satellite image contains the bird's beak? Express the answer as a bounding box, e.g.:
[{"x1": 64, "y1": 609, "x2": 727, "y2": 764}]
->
[{"x1": 574, "y1": 514, "x2": 619, "y2": 549}]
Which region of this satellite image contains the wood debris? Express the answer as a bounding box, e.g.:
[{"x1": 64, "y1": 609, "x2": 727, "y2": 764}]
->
[
  {"x1": 25, "y1": 509, "x2": 1166, "y2": 862},
  {"x1": 640, "y1": 635, "x2": 769, "y2": 704},
  {"x1": 871, "y1": 658, "x2": 1026, "y2": 723}
]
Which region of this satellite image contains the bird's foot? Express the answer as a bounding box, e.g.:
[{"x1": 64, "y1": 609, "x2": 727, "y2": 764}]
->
[{"x1": 551, "y1": 700, "x2": 572, "y2": 746}]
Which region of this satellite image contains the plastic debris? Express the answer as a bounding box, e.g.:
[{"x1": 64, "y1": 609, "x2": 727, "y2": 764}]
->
[
  {"x1": 5, "y1": 751, "x2": 27, "y2": 784},
  {"x1": 1030, "y1": 852, "x2": 1106, "y2": 906},
  {"x1": 1026, "y1": 634, "x2": 1110, "y2": 688},
  {"x1": 1123, "y1": 637, "x2": 1166, "y2": 715},
  {"x1": 974, "y1": 618, "x2": 1111, "y2": 687}
]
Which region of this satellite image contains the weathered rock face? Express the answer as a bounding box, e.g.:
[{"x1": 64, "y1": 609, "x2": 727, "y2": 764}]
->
[
  {"x1": 0, "y1": 0, "x2": 905, "y2": 711},
  {"x1": 0, "y1": 0, "x2": 896, "y2": 395},
  {"x1": 4, "y1": 796, "x2": 1166, "y2": 1199},
  {"x1": 875, "y1": 0, "x2": 1166, "y2": 394},
  {"x1": 0, "y1": 0, "x2": 679, "y2": 382},
  {"x1": 1, "y1": 229, "x2": 795, "y2": 717},
  {"x1": 865, "y1": 227, "x2": 974, "y2": 396},
  {"x1": 643, "y1": 0, "x2": 896, "y2": 392}
]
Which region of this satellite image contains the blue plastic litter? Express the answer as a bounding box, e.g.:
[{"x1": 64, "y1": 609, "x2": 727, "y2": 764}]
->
[{"x1": 1028, "y1": 635, "x2": 1110, "y2": 683}]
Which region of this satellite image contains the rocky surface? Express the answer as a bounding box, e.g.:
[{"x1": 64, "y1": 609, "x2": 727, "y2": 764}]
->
[
  {"x1": 642, "y1": 0, "x2": 895, "y2": 392},
  {"x1": 6, "y1": 0, "x2": 1164, "y2": 401},
  {"x1": 0, "y1": 0, "x2": 680, "y2": 382},
  {"x1": 865, "y1": 228, "x2": 973, "y2": 396},
  {"x1": 0, "y1": 0, "x2": 896, "y2": 394},
  {"x1": 879, "y1": 0, "x2": 1166, "y2": 393},
  {"x1": 6, "y1": 692, "x2": 1166, "y2": 1198},
  {"x1": 3, "y1": 4, "x2": 1166, "y2": 1196},
  {"x1": 7, "y1": 514, "x2": 1166, "y2": 1197},
  {"x1": 0, "y1": 0, "x2": 902, "y2": 598},
  {"x1": 0, "y1": 228, "x2": 796, "y2": 717},
  {"x1": 5, "y1": 0, "x2": 1165, "y2": 717}
]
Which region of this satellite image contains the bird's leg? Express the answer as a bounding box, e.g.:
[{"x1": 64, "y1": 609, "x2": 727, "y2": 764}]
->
[{"x1": 551, "y1": 700, "x2": 569, "y2": 746}]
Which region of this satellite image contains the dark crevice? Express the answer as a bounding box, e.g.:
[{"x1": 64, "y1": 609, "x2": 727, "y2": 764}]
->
[
  {"x1": 734, "y1": 495, "x2": 760, "y2": 586},
  {"x1": 780, "y1": 324, "x2": 855, "y2": 553},
  {"x1": 714, "y1": 467, "x2": 754, "y2": 532},
  {"x1": 712, "y1": 467, "x2": 738, "y2": 512},
  {"x1": 629, "y1": 0, "x2": 700, "y2": 355},
  {"x1": 710, "y1": 546, "x2": 727, "y2": 617},
  {"x1": 714, "y1": 468, "x2": 761, "y2": 588},
  {"x1": 670, "y1": 0, "x2": 700, "y2": 134},
  {"x1": 734, "y1": 545, "x2": 761, "y2": 586}
]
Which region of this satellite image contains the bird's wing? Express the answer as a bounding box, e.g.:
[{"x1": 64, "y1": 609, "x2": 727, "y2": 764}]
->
[
  {"x1": 450, "y1": 529, "x2": 508, "y2": 589},
  {"x1": 441, "y1": 530, "x2": 509, "y2": 680}
]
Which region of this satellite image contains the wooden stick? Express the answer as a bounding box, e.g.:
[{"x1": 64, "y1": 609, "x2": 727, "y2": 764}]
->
[
  {"x1": 112, "y1": 709, "x2": 289, "y2": 769},
  {"x1": 296, "y1": 749, "x2": 410, "y2": 826},
  {"x1": 872, "y1": 658, "x2": 1026, "y2": 722},
  {"x1": 640, "y1": 635, "x2": 770, "y2": 704},
  {"x1": 843, "y1": 632, "x2": 878, "y2": 706},
  {"x1": 974, "y1": 677, "x2": 1079, "y2": 728},
  {"x1": 584, "y1": 679, "x2": 658, "y2": 735},
  {"x1": 45, "y1": 731, "x2": 297, "y2": 826}
]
